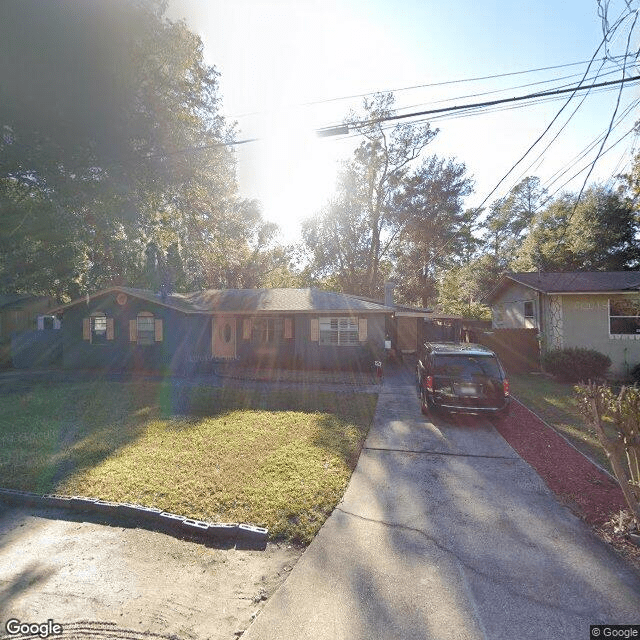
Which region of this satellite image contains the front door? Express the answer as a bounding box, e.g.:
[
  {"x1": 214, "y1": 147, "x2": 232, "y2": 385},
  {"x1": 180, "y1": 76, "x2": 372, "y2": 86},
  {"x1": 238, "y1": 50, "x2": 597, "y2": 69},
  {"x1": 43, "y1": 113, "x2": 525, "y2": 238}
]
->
[{"x1": 212, "y1": 315, "x2": 236, "y2": 359}]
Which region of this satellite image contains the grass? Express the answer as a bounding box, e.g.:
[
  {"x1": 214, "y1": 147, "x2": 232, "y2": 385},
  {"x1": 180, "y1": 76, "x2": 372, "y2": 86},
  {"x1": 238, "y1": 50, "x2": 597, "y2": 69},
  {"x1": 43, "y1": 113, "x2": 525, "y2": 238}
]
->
[
  {"x1": 509, "y1": 373, "x2": 613, "y2": 474},
  {"x1": 0, "y1": 381, "x2": 377, "y2": 544}
]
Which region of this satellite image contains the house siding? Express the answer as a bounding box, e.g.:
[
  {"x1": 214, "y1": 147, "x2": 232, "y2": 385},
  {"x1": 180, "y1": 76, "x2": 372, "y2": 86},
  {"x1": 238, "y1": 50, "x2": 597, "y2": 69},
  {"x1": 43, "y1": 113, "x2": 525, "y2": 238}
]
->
[
  {"x1": 491, "y1": 283, "x2": 539, "y2": 329},
  {"x1": 62, "y1": 292, "x2": 190, "y2": 372},
  {"x1": 60, "y1": 293, "x2": 390, "y2": 372},
  {"x1": 560, "y1": 294, "x2": 640, "y2": 377},
  {"x1": 491, "y1": 284, "x2": 640, "y2": 378},
  {"x1": 297, "y1": 313, "x2": 386, "y2": 369},
  {"x1": 235, "y1": 316, "x2": 296, "y2": 366}
]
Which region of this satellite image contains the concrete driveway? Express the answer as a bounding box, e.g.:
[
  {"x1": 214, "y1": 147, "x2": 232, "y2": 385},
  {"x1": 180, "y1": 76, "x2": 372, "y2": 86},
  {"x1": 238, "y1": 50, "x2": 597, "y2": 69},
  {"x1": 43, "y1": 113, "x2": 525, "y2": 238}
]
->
[{"x1": 244, "y1": 365, "x2": 640, "y2": 640}]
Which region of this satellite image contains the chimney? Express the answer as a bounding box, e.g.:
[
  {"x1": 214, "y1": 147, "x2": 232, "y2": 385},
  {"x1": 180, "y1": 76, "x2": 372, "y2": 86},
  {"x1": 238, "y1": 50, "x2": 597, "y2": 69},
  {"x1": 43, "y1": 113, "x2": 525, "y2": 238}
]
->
[{"x1": 384, "y1": 281, "x2": 396, "y2": 307}]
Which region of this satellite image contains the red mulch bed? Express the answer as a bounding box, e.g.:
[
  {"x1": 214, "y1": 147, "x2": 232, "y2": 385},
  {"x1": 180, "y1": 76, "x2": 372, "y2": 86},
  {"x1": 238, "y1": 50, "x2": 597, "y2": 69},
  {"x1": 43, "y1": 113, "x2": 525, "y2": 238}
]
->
[
  {"x1": 496, "y1": 399, "x2": 640, "y2": 572},
  {"x1": 495, "y1": 399, "x2": 626, "y2": 526}
]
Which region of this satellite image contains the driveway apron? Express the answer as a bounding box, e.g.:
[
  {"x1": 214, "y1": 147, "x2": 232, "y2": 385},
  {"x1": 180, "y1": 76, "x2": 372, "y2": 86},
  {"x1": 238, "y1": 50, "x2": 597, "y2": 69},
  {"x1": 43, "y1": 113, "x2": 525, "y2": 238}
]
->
[{"x1": 244, "y1": 364, "x2": 640, "y2": 640}]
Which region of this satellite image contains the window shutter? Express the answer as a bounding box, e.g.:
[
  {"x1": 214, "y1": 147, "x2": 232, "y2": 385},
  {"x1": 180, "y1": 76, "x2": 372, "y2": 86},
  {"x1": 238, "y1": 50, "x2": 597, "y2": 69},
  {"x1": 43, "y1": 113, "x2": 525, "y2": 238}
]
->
[
  {"x1": 243, "y1": 318, "x2": 252, "y2": 340},
  {"x1": 284, "y1": 317, "x2": 293, "y2": 339},
  {"x1": 310, "y1": 318, "x2": 319, "y2": 342},
  {"x1": 106, "y1": 317, "x2": 115, "y2": 340},
  {"x1": 129, "y1": 319, "x2": 137, "y2": 342},
  {"x1": 54, "y1": 318, "x2": 61, "y2": 330},
  {"x1": 154, "y1": 318, "x2": 163, "y2": 342},
  {"x1": 83, "y1": 318, "x2": 91, "y2": 341},
  {"x1": 358, "y1": 318, "x2": 367, "y2": 342}
]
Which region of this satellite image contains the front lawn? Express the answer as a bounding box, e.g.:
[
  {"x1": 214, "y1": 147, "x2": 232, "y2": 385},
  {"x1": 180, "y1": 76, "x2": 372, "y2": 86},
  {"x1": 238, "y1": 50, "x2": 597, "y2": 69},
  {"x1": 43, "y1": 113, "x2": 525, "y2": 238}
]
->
[
  {"x1": 0, "y1": 382, "x2": 377, "y2": 543},
  {"x1": 509, "y1": 373, "x2": 612, "y2": 473}
]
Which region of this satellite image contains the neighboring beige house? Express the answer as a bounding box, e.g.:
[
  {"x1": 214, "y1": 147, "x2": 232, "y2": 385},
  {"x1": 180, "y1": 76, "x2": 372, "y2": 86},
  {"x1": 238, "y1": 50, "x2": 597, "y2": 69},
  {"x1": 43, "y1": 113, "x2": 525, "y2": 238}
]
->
[{"x1": 485, "y1": 271, "x2": 640, "y2": 378}]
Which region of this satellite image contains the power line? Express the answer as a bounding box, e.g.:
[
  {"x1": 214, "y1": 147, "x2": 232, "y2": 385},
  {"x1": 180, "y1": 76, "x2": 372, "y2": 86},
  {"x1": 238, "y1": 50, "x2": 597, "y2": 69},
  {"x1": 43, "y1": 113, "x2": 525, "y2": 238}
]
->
[
  {"x1": 544, "y1": 5, "x2": 640, "y2": 256},
  {"x1": 504, "y1": 57, "x2": 611, "y2": 193},
  {"x1": 574, "y1": 9, "x2": 639, "y2": 207},
  {"x1": 316, "y1": 74, "x2": 640, "y2": 136},
  {"x1": 299, "y1": 54, "x2": 636, "y2": 108},
  {"x1": 542, "y1": 124, "x2": 638, "y2": 202},
  {"x1": 414, "y1": 14, "x2": 630, "y2": 274},
  {"x1": 541, "y1": 96, "x2": 640, "y2": 192},
  {"x1": 331, "y1": 81, "x2": 636, "y2": 143},
  {"x1": 465, "y1": 8, "x2": 632, "y2": 215},
  {"x1": 392, "y1": 65, "x2": 623, "y2": 116}
]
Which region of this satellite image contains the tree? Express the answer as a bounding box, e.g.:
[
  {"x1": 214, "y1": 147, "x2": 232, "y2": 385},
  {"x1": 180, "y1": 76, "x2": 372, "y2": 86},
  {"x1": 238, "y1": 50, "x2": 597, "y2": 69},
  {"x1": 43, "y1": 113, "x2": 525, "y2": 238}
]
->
[
  {"x1": 511, "y1": 185, "x2": 639, "y2": 271},
  {"x1": 436, "y1": 253, "x2": 500, "y2": 319},
  {"x1": 392, "y1": 156, "x2": 475, "y2": 306},
  {"x1": 481, "y1": 176, "x2": 546, "y2": 267},
  {"x1": 619, "y1": 148, "x2": 640, "y2": 210},
  {"x1": 301, "y1": 165, "x2": 379, "y2": 294},
  {"x1": 302, "y1": 93, "x2": 438, "y2": 298},
  {"x1": 0, "y1": 0, "x2": 274, "y2": 299},
  {"x1": 302, "y1": 93, "x2": 478, "y2": 303}
]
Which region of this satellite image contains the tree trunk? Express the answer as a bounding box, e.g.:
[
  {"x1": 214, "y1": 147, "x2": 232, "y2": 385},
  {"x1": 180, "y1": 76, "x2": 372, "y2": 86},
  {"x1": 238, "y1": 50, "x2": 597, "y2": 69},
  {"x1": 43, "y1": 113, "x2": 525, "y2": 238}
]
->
[{"x1": 589, "y1": 395, "x2": 640, "y2": 525}]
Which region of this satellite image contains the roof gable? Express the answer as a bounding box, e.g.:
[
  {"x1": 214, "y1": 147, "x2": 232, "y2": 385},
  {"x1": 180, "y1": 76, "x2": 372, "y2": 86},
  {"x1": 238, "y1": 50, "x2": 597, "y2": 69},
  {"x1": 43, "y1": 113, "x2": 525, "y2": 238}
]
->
[{"x1": 486, "y1": 271, "x2": 640, "y2": 303}]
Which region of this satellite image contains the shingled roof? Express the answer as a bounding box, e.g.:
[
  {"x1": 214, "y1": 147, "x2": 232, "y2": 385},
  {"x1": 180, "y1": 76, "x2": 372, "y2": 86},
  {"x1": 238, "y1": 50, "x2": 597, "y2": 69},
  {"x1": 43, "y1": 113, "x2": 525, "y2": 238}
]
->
[
  {"x1": 53, "y1": 287, "x2": 395, "y2": 315},
  {"x1": 486, "y1": 271, "x2": 640, "y2": 303}
]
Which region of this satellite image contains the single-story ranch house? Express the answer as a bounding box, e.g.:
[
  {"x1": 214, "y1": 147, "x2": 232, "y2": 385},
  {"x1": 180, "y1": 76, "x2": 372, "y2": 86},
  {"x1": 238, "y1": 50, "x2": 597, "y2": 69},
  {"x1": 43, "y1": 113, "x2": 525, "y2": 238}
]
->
[
  {"x1": 51, "y1": 286, "x2": 396, "y2": 372},
  {"x1": 485, "y1": 271, "x2": 640, "y2": 377}
]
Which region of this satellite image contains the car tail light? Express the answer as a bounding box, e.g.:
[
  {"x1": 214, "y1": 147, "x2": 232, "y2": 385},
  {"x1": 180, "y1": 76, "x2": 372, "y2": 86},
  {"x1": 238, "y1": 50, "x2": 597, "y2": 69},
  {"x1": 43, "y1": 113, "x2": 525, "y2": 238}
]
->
[
  {"x1": 423, "y1": 375, "x2": 434, "y2": 392},
  {"x1": 503, "y1": 379, "x2": 510, "y2": 396}
]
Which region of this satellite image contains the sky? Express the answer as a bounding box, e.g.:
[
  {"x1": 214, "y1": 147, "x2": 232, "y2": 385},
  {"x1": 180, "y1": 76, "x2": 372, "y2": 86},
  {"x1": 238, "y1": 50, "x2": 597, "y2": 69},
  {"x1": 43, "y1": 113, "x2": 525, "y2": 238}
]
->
[{"x1": 167, "y1": 0, "x2": 640, "y2": 243}]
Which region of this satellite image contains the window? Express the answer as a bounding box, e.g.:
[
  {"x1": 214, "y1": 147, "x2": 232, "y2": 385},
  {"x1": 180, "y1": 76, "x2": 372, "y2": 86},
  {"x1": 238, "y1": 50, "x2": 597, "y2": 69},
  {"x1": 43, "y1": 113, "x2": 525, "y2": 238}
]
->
[
  {"x1": 83, "y1": 314, "x2": 112, "y2": 343},
  {"x1": 252, "y1": 318, "x2": 282, "y2": 343},
  {"x1": 524, "y1": 301, "x2": 534, "y2": 320},
  {"x1": 319, "y1": 317, "x2": 359, "y2": 346},
  {"x1": 136, "y1": 312, "x2": 156, "y2": 345},
  {"x1": 92, "y1": 313, "x2": 108, "y2": 344},
  {"x1": 433, "y1": 355, "x2": 502, "y2": 378},
  {"x1": 37, "y1": 315, "x2": 60, "y2": 330},
  {"x1": 609, "y1": 297, "x2": 640, "y2": 335}
]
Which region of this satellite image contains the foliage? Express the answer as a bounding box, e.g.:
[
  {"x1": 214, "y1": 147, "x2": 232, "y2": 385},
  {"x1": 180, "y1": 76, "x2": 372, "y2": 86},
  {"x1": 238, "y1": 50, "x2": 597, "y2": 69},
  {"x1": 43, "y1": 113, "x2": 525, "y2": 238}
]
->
[
  {"x1": 619, "y1": 150, "x2": 640, "y2": 209},
  {"x1": 435, "y1": 252, "x2": 502, "y2": 319},
  {"x1": 511, "y1": 186, "x2": 639, "y2": 272},
  {"x1": 0, "y1": 0, "x2": 281, "y2": 299},
  {"x1": 575, "y1": 382, "x2": 640, "y2": 526},
  {"x1": 542, "y1": 347, "x2": 611, "y2": 382},
  {"x1": 301, "y1": 94, "x2": 476, "y2": 305},
  {"x1": 392, "y1": 156, "x2": 475, "y2": 306},
  {"x1": 302, "y1": 93, "x2": 442, "y2": 299},
  {"x1": 436, "y1": 263, "x2": 492, "y2": 319},
  {"x1": 0, "y1": 381, "x2": 377, "y2": 544},
  {"x1": 482, "y1": 177, "x2": 546, "y2": 266}
]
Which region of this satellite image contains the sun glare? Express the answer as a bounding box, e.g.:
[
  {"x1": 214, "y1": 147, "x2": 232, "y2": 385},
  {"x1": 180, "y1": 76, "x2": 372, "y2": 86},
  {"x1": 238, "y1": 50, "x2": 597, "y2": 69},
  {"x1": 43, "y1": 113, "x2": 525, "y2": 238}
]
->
[{"x1": 255, "y1": 113, "x2": 346, "y2": 241}]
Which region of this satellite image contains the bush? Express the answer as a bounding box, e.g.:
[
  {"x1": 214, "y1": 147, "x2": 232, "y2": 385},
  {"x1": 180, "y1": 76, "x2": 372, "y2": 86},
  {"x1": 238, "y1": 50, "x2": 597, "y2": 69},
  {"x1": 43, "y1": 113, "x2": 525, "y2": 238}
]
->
[
  {"x1": 542, "y1": 347, "x2": 611, "y2": 382},
  {"x1": 631, "y1": 363, "x2": 640, "y2": 385}
]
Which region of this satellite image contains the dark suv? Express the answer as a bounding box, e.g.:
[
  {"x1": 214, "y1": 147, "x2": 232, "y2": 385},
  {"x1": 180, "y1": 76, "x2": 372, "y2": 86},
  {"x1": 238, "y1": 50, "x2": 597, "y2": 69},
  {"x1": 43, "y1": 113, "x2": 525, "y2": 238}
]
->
[{"x1": 416, "y1": 342, "x2": 510, "y2": 420}]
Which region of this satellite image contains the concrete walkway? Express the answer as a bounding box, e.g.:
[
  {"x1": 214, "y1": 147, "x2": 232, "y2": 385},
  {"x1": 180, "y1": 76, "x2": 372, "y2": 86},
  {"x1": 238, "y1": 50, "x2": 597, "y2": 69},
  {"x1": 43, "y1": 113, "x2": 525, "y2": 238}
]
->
[{"x1": 243, "y1": 364, "x2": 640, "y2": 640}]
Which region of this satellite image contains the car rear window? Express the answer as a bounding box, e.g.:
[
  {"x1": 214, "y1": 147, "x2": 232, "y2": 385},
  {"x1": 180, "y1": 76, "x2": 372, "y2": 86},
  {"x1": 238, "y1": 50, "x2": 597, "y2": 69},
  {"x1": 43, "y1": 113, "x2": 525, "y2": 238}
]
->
[{"x1": 433, "y1": 355, "x2": 502, "y2": 378}]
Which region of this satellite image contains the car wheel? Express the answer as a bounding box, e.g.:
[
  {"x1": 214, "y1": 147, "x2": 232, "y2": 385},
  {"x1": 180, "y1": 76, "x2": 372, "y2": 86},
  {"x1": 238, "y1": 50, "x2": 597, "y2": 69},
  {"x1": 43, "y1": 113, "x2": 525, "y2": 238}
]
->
[{"x1": 420, "y1": 390, "x2": 429, "y2": 415}]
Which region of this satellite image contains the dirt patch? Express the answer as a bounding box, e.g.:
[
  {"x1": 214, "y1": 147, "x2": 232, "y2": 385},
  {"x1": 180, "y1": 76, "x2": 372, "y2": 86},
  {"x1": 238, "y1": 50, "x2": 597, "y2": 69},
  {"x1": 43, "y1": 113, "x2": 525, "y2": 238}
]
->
[
  {"x1": 0, "y1": 505, "x2": 303, "y2": 639},
  {"x1": 495, "y1": 399, "x2": 640, "y2": 572}
]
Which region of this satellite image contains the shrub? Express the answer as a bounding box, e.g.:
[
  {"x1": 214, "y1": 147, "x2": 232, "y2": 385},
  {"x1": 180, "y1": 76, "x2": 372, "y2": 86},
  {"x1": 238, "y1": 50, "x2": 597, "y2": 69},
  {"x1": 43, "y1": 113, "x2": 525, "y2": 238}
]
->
[
  {"x1": 631, "y1": 363, "x2": 640, "y2": 385},
  {"x1": 542, "y1": 347, "x2": 611, "y2": 382}
]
